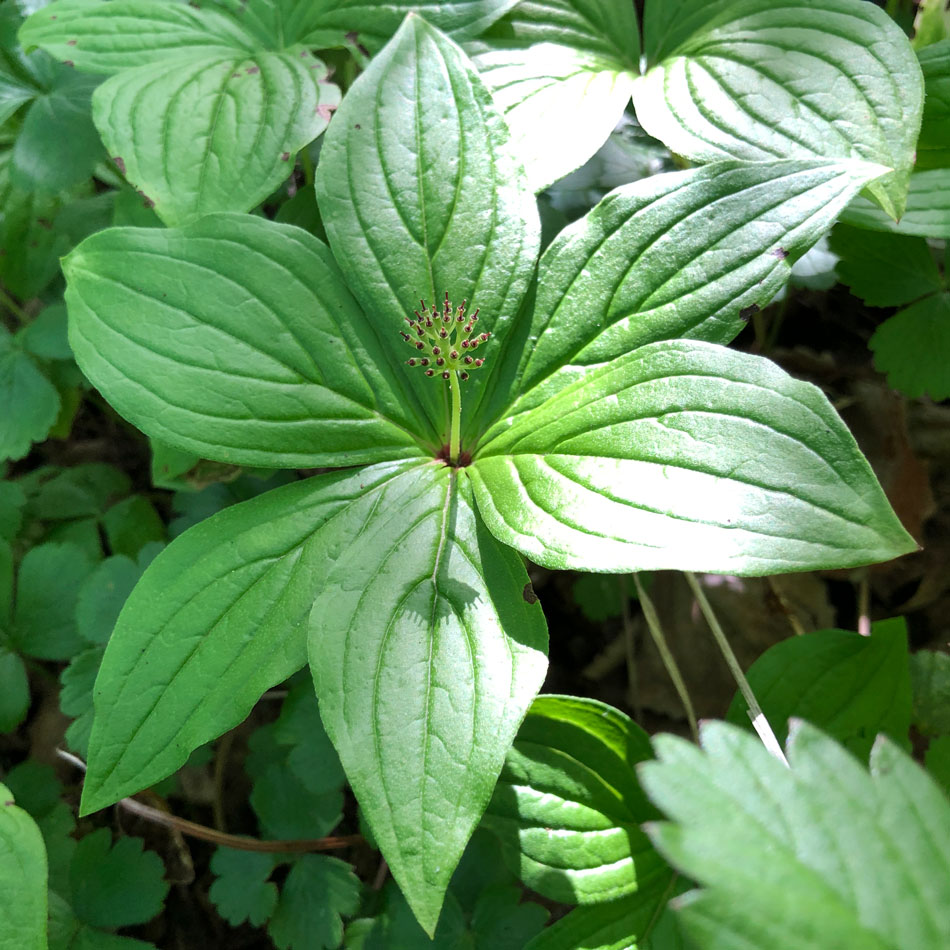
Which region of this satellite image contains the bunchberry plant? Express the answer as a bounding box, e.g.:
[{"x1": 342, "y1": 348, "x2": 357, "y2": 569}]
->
[{"x1": 55, "y1": 13, "x2": 917, "y2": 935}]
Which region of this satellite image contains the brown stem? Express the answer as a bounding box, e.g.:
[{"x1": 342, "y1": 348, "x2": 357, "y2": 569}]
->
[{"x1": 57, "y1": 748, "x2": 364, "y2": 854}]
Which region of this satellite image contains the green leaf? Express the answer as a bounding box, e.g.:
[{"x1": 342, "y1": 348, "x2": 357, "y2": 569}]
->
[
  {"x1": 483, "y1": 695, "x2": 665, "y2": 904},
  {"x1": 101, "y1": 496, "x2": 164, "y2": 558},
  {"x1": 92, "y1": 50, "x2": 339, "y2": 225},
  {"x1": 3, "y1": 761, "x2": 76, "y2": 896},
  {"x1": 299, "y1": 1, "x2": 519, "y2": 53},
  {"x1": 470, "y1": 0, "x2": 640, "y2": 190},
  {"x1": 18, "y1": 304, "x2": 72, "y2": 361},
  {"x1": 29, "y1": 462, "x2": 130, "y2": 520},
  {"x1": 471, "y1": 884, "x2": 549, "y2": 950},
  {"x1": 0, "y1": 325, "x2": 60, "y2": 462},
  {"x1": 479, "y1": 0, "x2": 639, "y2": 63},
  {"x1": 632, "y1": 0, "x2": 923, "y2": 219},
  {"x1": 0, "y1": 480, "x2": 27, "y2": 541},
  {"x1": 267, "y1": 855, "x2": 361, "y2": 950},
  {"x1": 639, "y1": 721, "x2": 950, "y2": 949},
  {"x1": 208, "y1": 848, "x2": 278, "y2": 928},
  {"x1": 64, "y1": 214, "x2": 430, "y2": 467},
  {"x1": 725, "y1": 618, "x2": 912, "y2": 760},
  {"x1": 309, "y1": 464, "x2": 548, "y2": 934},
  {"x1": 470, "y1": 44, "x2": 636, "y2": 192},
  {"x1": 80, "y1": 460, "x2": 420, "y2": 815},
  {"x1": 841, "y1": 168, "x2": 950, "y2": 238},
  {"x1": 0, "y1": 69, "x2": 35, "y2": 124},
  {"x1": 76, "y1": 554, "x2": 146, "y2": 645},
  {"x1": 69, "y1": 828, "x2": 168, "y2": 929},
  {"x1": 926, "y1": 735, "x2": 950, "y2": 793},
  {"x1": 250, "y1": 763, "x2": 343, "y2": 840},
  {"x1": 917, "y1": 39, "x2": 950, "y2": 169},
  {"x1": 60, "y1": 646, "x2": 103, "y2": 756},
  {"x1": 0, "y1": 783, "x2": 47, "y2": 950},
  {"x1": 315, "y1": 14, "x2": 539, "y2": 438},
  {"x1": 831, "y1": 224, "x2": 944, "y2": 307},
  {"x1": 523, "y1": 880, "x2": 675, "y2": 950},
  {"x1": 11, "y1": 541, "x2": 94, "y2": 660},
  {"x1": 19, "y1": 0, "x2": 261, "y2": 73},
  {"x1": 11, "y1": 70, "x2": 102, "y2": 193},
  {"x1": 346, "y1": 882, "x2": 468, "y2": 949},
  {"x1": 0, "y1": 646, "x2": 30, "y2": 731},
  {"x1": 492, "y1": 160, "x2": 885, "y2": 420},
  {"x1": 572, "y1": 573, "x2": 638, "y2": 623},
  {"x1": 869, "y1": 293, "x2": 950, "y2": 401},
  {"x1": 472, "y1": 340, "x2": 916, "y2": 574},
  {"x1": 910, "y1": 650, "x2": 950, "y2": 737}
]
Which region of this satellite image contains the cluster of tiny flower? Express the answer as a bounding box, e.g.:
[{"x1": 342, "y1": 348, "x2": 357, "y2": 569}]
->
[{"x1": 400, "y1": 293, "x2": 491, "y2": 380}]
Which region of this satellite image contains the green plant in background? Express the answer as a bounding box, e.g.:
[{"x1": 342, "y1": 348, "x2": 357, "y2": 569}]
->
[
  {"x1": 49, "y1": 6, "x2": 919, "y2": 934},
  {"x1": 2, "y1": 0, "x2": 948, "y2": 947}
]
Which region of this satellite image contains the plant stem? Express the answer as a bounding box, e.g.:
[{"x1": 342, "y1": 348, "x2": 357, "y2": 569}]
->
[
  {"x1": 449, "y1": 369, "x2": 461, "y2": 462},
  {"x1": 57, "y1": 748, "x2": 362, "y2": 854},
  {"x1": 633, "y1": 574, "x2": 699, "y2": 743},
  {"x1": 685, "y1": 573, "x2": 789, "y2": 766},
  {"x1": 300, "y1": 147, "x2": 315, "y2": 188},
  {"x1": 0, "y1": 286, "x2": 30, "y2": 326}
]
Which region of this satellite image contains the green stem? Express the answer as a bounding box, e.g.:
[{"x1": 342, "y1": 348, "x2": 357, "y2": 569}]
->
[
  {"x1": 684, "y1": 573, "x2": 788, "y2": 766},
  {"x1": 0, "y1": 286, "x2": 30, "y2": 326},
  {"x1": 633, "y1": 574, "x2": 698, "y2": 743},
  {"x1": 449, "y1": 370, "x2": 461, "y2": 462},
  {"x1": 300, "y1": 148, "x2": 315, "y2": 188}
]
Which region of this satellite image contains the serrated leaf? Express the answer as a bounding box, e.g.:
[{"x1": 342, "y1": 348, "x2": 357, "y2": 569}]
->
[
  {"x1": 18, "y1": 304, "x2": 72, "y2": 361},
  {"x1": 0, "y1": 481, "x2": 27, "y2": 541},
  {"x1": 267, "y1": 855, "x2": 361, "y2": 950},
  {"x1": 841, "y1": 168, "x2": 950, "y2": 238},
  {"x1": 633, "y1": 0, "x2": 922, "y2": 219},
  {"x1": 310, "y1": 464, "x2": 548, "y2": 934},
  {"x1": 869, "y1": 293, "x2": 950, "y2": 401},
  {"x1": 725, "y1": 618, "x2": 912, "y2": 759},
  {"x1": 916, "y1": 38, "x2": 950, "y2": 169},
  {"x1": 471, "y1": 44, "x2": 636, "y2": 192},
  {"x1": 80, "y1": 461, "x2": 420, "y2": 815},
  {"x1": 831, "y1": 224, "x2": 944, "y2": 307},
  {"x1": 76, "y1": 555, "x2": 143, "y2": 645},
  {"x1": 910, "y1": 650, "x2": 950, "y2": 737},
  {"x1": 60, "y1": 646, "x2": 103, "y2": 757},
  {"x1": 11, "y1": 541, "x2": 94, "y2": 660},
  {"x1": 0, "y1": 646, "x2": 30, "y2": 731},
  {"x1": 3, "y1": 761, "x2": 76, "y2": 896},
  {"x1": 101, "y1": 496, "x2": 164, "y2": 558},
  {"x1": 69, "y1": 828, "x2": 168, "y2": 929},
  {"x1": 639, "y1": 721, "x2": 950, "y2": 949},
  {"x1": 209, "y1": 848, "x2": 278, "y2": 928},
  {"x1": 314, "y1": 14, "x2": 539, "y2": 438},
  {"x1": 0, "y1": 326, "x2": 60, "y2": 462},
  {"x1": 64, "y1": 214, "x2": 431, "y2": 467},
  {"x1": 472, "y1": 340, "x2": 916, "y2": 574},
  {"x1": 29, "y1": 462, "x2": 130, "y2": 520},
  {"x1": 524, "y1": 879, "x2": 675, "y2": 950},
  {"x1": 92, "y1": 50, "x2": 339, "y2": 225},
  {"x1": 11, "y1": 70, "x2": 102, "y2": 193},
  {"x1": 483, "y1": 695, "x2": 665, "y2": 905},
  {"x1": 250, "y1": 763, "x2": 343, "y2": 840},
  {"x1": 487, "y1": 160, "x2": 884, "y2": 423},
  {"x1": 0, "y1": 783, "x2": 47, "y2": 950}
]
